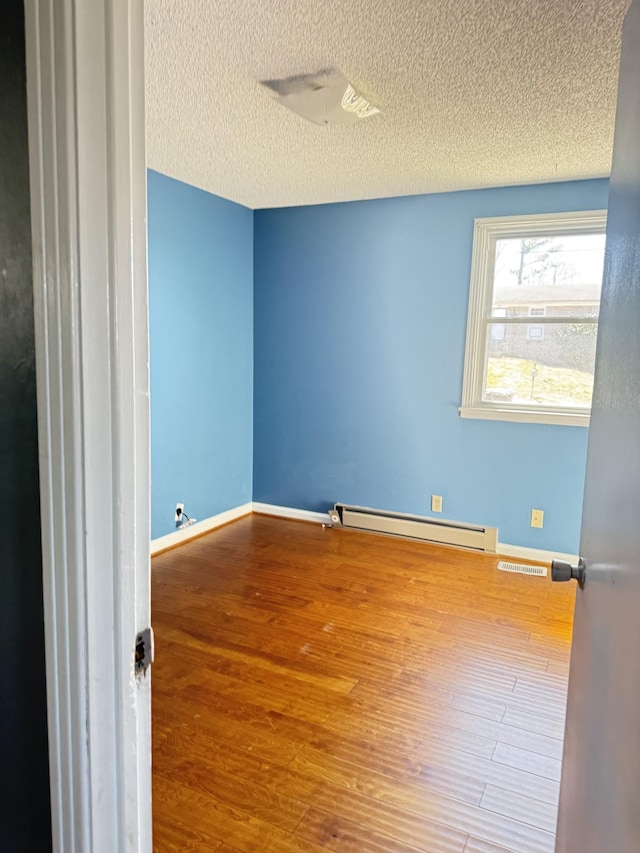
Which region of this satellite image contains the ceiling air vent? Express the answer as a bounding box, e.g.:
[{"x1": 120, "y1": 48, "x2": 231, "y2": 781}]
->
[{"x1": 261, "y1": 71, "x2": 380, "y2": 127}]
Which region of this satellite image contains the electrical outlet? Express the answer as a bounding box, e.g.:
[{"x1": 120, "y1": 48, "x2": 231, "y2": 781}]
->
[
  {"x1": 175, "y1": 503, "x2": 184, "y2": 522},
  {"x1": 431, "y1": 495, "x2": 443, "y2": 513},
  {"x1": 531, "y1": 508, "x2": 544, "y2": 529}
]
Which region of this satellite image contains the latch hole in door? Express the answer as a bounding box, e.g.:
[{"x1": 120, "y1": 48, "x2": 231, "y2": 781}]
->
[{"x1": 135, "y1": 627, "x2": 154, "y2": 676}]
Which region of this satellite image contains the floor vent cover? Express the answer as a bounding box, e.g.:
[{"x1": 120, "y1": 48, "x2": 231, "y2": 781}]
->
[{"x1": 498, "y1": 560, "x2": 548, "y2": 577}]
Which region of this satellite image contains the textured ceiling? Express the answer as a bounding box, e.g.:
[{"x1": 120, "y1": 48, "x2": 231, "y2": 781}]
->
[{"x1": 145, "y1": 0, "x2": 629, "y2": 209}]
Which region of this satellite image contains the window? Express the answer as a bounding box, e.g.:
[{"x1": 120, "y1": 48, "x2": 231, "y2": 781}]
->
[
  {"x1": 527, "y1": 324, "x2": 545, "y2": 340},
  {"x1": 527, "y1": 307, "x2": 546, "y2": 340},
  {"x1": 460, "y1": 210, "x2": 607, "y2": 426},
  {"x1": 490, "y1": 307, "x2": 507, "y2": 341}
]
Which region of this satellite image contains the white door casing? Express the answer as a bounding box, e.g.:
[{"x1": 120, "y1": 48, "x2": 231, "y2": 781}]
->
[{"x1": 24, "y1": 1, "x2": 151, "y2": 851}]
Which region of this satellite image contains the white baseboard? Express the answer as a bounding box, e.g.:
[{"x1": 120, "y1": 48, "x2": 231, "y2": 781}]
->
[
  {"x1": 251, "y1": 502, "x2": 328, "y2": 525},
  {"x1": 253, "y1": 504, "x2": 578, "y2": 565},
  {"x1": 151, "y1": 500, "x2": 577, "y2": 568},
  {"x1": 151, "y1": 502, "x2": 253, "y2": 556},
  {"x1": 497, "y1": 542, "x2": 578, "y2": 565}
]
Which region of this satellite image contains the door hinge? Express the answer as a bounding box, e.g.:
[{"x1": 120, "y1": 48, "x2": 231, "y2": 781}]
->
[{"x1": 135, "y1": 626, "x2": 154, "y2": 676}]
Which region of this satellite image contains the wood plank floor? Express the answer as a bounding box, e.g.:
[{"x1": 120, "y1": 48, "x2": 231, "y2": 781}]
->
[{"x1": 151, "y1": 515, "x2": 575, "y2": 853}]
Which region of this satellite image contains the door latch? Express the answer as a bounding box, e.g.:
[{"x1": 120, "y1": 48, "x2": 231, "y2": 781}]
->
[{"x1": 135, "y1": 627, "x2": 154, "y2": 676}]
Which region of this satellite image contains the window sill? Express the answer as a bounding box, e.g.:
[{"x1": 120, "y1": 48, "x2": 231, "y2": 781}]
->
[{"x1": 459, "y1": 405, "x2": 590, "y2": 427}]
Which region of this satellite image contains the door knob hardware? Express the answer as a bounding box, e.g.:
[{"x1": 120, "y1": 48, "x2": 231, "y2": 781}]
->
[{"x1": 551, "y1": 557, "x2": 586, "y2": 584}]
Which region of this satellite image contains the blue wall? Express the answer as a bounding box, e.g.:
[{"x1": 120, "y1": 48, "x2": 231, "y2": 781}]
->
[
  {"x1": 148, "y1": 170, "x2": 253, "y2": 539},
  {"x1": 253, "y1": 179, "x2": 609, "y2": 553}
]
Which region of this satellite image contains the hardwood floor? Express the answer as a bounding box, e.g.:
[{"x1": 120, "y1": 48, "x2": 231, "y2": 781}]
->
[{"x1": 151, "y1": 515, "x2": 575, "y2": 853}]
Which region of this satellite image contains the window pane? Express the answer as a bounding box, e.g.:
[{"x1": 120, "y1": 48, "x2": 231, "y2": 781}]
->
[
  {"x1": 492, "y1": 233, "x2": 605, "y2": 320},
  {"x1": 484, "y1": 321, "x2": 597, "y2": 408}
]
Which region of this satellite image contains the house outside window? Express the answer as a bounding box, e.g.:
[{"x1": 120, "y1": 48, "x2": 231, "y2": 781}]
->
[{"x1": 460, "y1": 210, "x2": 607, "y2": 426}]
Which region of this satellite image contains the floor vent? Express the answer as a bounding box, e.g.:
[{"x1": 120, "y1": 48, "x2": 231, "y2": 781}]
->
[
  {"x1": 498, "y1": 560, "x2": 548, "y2": 577},
  {"x1": 331, "y1": 503, "x2": 497, "y2": 553}
]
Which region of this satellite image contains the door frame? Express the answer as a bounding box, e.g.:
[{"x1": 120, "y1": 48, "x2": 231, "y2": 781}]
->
[{"x1": 24, "y1": 1, "x2": 151, "y2": 851}]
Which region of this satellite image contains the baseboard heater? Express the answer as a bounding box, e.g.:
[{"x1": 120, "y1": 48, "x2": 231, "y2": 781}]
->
[{"x1": 330, "y1": 503, "x2": 498, "y2": 553}]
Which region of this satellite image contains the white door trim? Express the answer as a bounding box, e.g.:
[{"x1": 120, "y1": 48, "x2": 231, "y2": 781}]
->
[{"x1": 24, "y1": 1, "x2": 151, "y2": 851}]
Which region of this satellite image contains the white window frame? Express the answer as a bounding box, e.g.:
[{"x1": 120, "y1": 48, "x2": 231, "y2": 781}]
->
[{"x1": 460, "y1": 210, "x2": 607, "y2": 427}]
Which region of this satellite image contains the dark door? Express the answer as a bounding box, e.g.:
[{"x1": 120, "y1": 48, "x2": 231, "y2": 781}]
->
[
  {"x1": 555, "y1": 3, "x2": 640, "y2": 851},
  {"x1": 0, "y1": 1, "x2": 51, "y2": 850}
]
